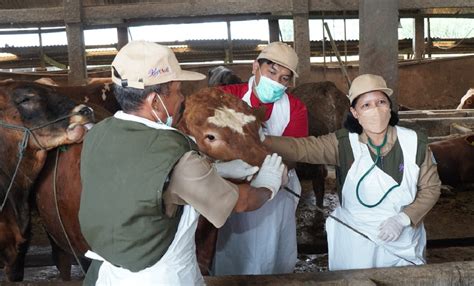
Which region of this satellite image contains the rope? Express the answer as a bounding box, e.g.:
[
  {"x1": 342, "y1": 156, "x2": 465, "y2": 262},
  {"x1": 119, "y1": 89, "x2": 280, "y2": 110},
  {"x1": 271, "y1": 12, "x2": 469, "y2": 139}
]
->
[
  {"x1": 53, "y1": 148, "x2": 86, "y2": 276},
  {"x1": 0, "y1": 107, "x2": 90, "y2": 213},
  {"x1": 0, "y1": 131, "x2": 29, "y2": 211},
  {"x1": 283, "y1": 186, "x2": 417, "y2": 266}
]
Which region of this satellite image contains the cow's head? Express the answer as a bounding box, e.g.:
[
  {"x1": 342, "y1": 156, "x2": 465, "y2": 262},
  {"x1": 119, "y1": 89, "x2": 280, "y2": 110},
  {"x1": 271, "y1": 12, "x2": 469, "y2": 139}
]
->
[
  {"x1": 177, "y1": 88, "x2": 268, "y2": 166},
  {"x1": 0, "y1": 81, "x2": 94, "y2": 151},
  {"x1": 457, "y1": 88, "x2": 474, "y2": 110}
]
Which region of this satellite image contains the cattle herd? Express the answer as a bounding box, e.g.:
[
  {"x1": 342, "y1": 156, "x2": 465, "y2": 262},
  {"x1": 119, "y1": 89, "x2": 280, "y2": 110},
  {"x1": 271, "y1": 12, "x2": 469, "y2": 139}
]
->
[{"x1": 0, "y1": 70, "x2": 473, "y2": 281}]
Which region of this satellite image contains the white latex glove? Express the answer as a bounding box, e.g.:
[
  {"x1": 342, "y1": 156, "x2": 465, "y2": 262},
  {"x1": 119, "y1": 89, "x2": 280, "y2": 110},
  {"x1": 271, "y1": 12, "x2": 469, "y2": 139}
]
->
[
  {"x1": 378, "y1": 212, "x2": 411, "y2": 242},
  {"x1": 250, "y1": 153, "x2": 285, "y2": 200},
  {"x1": 214, "y1": 159, "x2": 259, "y2": 181},
  {"x1": 258, "y1": 126, "x2": 266, "y2": 142}
]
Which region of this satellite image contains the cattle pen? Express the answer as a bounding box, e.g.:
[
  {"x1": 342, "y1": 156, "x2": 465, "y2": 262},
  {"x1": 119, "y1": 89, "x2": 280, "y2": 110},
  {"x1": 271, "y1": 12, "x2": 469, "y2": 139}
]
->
[{"x1": 1, "y1": 0, "x2": 474, "y2": 285}]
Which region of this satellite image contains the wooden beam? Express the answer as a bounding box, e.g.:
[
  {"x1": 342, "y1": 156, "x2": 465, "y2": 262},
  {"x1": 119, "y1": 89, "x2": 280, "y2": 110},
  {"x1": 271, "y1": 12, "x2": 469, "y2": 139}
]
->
[
  {"x1": 359, "y1": 0, "x2": 400, "y2": 108},
  {"x1": 413, "y1": 16, "x2": 425, "y2": 59},
  {"x1": 116, "y1": 27, "x2": 128, "y2": 51},
  {"x1": 64, "y1": 0, "x2": 87, "y2": 85},
  {"x1": 268, "y1": 19, "x2": 280, "y2": 42},
  {"x1": 82, "y1": 1, "x2": 291, "y2": 25},
  {"x1": 293, "y1": 0, "x2": 311, "y2": 84},
  {"x1": 0, "y1": 1, "x2": 473, "y2": 27}
]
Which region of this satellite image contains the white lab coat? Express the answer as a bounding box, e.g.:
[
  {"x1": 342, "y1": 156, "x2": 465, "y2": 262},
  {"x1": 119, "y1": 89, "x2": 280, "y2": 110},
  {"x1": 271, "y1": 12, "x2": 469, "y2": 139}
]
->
[
  {"x1": 326, "y1": 126, "x2": 426, "y2": 270},
  {"x1": 213, "y1": 77, "x2": 302, "y2": 275}
]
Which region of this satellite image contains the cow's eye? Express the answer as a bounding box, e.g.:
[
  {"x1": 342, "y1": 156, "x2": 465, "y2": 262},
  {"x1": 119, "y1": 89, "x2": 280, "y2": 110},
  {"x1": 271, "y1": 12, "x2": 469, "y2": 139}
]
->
[
  {"x1": 206, "y1": 134, "x2": 215, "y2": 141},
  {"x1": 17, "y1": 97, "x2": 30, "y2": 105}
]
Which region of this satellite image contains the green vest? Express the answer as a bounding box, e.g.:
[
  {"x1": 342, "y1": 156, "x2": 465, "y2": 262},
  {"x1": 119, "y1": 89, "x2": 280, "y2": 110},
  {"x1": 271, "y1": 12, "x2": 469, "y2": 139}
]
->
[
  {"x1": 79, "y1": 117, "x2": 196, "y2": 272},
  {"x1": 335, "y1": 127, "x2": 427, "y2": 201}
]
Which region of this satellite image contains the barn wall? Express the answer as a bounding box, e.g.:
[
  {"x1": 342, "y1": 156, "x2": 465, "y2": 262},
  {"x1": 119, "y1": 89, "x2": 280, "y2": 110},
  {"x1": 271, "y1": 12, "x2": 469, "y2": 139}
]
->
[{"x1": 183, "y1": 55, "x2": 474, "y2": 110}]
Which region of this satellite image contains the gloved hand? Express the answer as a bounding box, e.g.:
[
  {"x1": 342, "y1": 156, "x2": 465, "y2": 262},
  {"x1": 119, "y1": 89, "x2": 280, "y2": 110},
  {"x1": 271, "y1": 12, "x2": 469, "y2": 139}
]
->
[
  {"x1": 214, "y1": 159, "x2": 259, "y2": 181},
  {"x1": 258, "y1": 126, "x2": 266, "y2": 142},
  {"x1": 250, "y1": 153, "x2": 285, "y2": 200},
  {"x1": 378, "y1": 212, "x2": 411, "y2": 242}
]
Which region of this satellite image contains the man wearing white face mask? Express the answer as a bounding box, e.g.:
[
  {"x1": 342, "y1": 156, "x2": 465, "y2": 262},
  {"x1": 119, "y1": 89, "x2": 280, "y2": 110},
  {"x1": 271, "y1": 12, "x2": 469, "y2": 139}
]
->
[
  {"x1": 78, "y1": 41, "x2": 286, "y2": 286},
  {"x1": 213, "y1": 42, "x2": 308, "y2": 275},
  {"x1": 261, "y1": 74, "x2": 441, "y2": 270}
]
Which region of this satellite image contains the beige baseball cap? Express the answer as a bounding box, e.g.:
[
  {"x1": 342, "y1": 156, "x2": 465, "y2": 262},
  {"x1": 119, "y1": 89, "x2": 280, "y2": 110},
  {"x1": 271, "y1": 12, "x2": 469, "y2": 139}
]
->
[
  {"x1": 257, "y1": 42, "x2": 299, "y2": 77},
  {"x1": 348, "y1": 74, "x2": 393, "y2": 103},
  {"x1": 111, "y1": 41, "x2": 205, "y2": 89}
]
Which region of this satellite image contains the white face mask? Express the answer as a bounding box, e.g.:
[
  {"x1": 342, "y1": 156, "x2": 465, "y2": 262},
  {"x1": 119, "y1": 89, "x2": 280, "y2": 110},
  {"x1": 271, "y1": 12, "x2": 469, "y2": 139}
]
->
[
  {"x1": 357, "y1": 106, "x2": 391, "y2": 134},
  {"x1": 152, "y1": 94, "x2": 173, "y2": 127}
]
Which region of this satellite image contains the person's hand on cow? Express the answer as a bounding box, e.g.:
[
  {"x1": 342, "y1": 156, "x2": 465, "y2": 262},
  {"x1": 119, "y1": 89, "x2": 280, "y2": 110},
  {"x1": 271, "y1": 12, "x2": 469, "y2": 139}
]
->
[
  {"x1": 250, "y1": 153, "x2": 285, "y2": 200},
  {"x1": 214, "y1": 159, "x2": 259, "y2": 181}
]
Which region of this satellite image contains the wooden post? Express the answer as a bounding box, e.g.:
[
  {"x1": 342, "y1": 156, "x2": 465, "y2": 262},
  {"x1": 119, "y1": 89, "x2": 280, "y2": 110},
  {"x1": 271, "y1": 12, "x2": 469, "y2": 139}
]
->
[
  {"x1": 226, "y1": 20, "x2": 233, "y2": 63},
  {"x1": 413, "y1": 15, "x2": 425, "y2": 59},
  {"x1": 64, "y1": 0, "x2": 87, "y2": 85},
  {"x1": 117, "y1": 26, "x2": 129, "y2": 51},
  {"x1": 292, "y1": 0, "x2": 311, "y2": 84},
  {"x1": 359, "y1": 0, "x2": 399, "y2": 108},
  {"x1": 268, "y1": 19, "x2": 280, "y2": 42}
]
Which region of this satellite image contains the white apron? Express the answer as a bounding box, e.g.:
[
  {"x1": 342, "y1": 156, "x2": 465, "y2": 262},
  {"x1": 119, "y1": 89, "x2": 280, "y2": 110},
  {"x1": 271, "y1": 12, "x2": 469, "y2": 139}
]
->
[
  {"x1": 84, "y1": 111, "x2": 204, "y2": 286},
  {"x1": 326, "y1": 126, "x2": 426, "y2": 270},
  {"x1": 213, "y1": 77, "x2": 302, "y2": 275}
]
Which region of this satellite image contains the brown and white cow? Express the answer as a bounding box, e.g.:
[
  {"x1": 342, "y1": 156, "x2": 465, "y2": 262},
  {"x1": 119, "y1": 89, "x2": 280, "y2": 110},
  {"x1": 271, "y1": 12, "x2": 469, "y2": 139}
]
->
[
  {"x1": 34, "y1": 87, "x2": 269, "y2": 279},
  {"x1": 0, "y1": 80, "x2": 93, "y2": 281},
  {"x1": 456, "y1": 88, "x2": 474, "y2": 110}
]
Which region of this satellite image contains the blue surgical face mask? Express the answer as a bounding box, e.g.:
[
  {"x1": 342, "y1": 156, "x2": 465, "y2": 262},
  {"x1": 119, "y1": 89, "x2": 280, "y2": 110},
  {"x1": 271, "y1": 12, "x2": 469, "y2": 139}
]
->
[
  {"x1": 255, "y1": 69, "x2": 287, "y2": 103},
  {"x1": 153, "y1": 94, "x2": 173, "y2": 127}
]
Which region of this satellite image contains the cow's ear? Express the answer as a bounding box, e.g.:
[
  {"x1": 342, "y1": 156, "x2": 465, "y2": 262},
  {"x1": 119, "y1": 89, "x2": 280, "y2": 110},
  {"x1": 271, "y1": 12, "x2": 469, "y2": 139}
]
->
[{"x1": 252, "y1": 106, "x2": 267, "y2": 123}]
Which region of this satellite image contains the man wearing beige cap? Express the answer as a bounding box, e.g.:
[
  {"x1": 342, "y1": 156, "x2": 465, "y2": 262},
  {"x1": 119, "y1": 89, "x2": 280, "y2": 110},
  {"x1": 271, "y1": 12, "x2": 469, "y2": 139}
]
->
[
  {"x1": 78, "y1": 41, "x2": 286, "y2": 285},
  {"x1": 213, "y1": 42, "x2": 308, "y2": 275},
  {"x1": 261, "y1": 73, "x2": 441, "y2": 270}
]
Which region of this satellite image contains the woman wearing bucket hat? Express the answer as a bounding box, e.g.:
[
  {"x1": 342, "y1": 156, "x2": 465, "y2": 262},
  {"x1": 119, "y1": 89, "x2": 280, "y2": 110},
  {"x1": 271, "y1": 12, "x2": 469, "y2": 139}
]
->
[
  {"x1": 213, "y1": 42, "x2": 308, "y2": 275},
  {"x1": 78, "y1": 41, "x2": 286, "y2": 285},
  {"x1": 261, "y1": 74, "x2": 441, "y2": 270}
]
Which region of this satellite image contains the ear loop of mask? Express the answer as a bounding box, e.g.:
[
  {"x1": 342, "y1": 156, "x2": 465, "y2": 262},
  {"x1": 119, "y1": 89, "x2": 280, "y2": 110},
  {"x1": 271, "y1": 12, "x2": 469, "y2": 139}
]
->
[
  {"x1": 355, "y1": 132, "x2": 400, "y2": 208},
  {"x1": 153, "y1": 93, "x2": 171, "y2": 124}
]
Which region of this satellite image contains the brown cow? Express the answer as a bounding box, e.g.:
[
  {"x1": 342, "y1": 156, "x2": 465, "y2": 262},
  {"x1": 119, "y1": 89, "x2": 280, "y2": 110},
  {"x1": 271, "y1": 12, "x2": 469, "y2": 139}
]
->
[
  {"x1": 34, "y1": 87, "x2": 269, "y2": 279},
  {"x1": 290, "y1": 82, "x2": 350, "y2": 208},
  {"x1": 429, "y1": 134, "x2": 474, "y2": 190},
  {"x1": 0, "y1": 80, "x2": 93, "y2": 281},
  {"x1": 207, "y1": 66, "x2": 350, "y2": 208}
]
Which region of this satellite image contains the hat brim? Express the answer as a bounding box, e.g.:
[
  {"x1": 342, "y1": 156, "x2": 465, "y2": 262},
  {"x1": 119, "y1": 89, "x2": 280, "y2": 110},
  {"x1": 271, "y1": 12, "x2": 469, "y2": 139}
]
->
[
  {"x1": 111, "y1": 69, "x2": 206, "y2": 89},
  {"x1": 174, "y1": 70, "x2": 206, "y2": 82},
  {"x1": 350, "y1": 87, "x2": 393, "y2": 103}
]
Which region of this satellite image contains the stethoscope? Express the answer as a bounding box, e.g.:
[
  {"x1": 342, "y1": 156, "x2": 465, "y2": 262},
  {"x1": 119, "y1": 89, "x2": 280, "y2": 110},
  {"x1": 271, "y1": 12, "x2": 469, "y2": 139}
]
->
[{"x1": 355, "y1": 131, "x2": 400, "y2": 208}]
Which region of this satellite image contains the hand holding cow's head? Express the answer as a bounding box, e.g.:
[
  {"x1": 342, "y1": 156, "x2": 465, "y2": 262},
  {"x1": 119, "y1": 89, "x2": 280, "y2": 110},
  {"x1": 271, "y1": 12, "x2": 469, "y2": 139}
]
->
[{"x1": 177, "y1": 87, "x2": 268, "y2": 167}]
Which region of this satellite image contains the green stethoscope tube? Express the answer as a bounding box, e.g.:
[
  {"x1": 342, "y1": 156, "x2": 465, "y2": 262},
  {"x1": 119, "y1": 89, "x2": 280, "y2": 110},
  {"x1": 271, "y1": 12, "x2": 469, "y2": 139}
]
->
[{"x1": 356, "y1": 132, "x2": 400, "y2": 208}]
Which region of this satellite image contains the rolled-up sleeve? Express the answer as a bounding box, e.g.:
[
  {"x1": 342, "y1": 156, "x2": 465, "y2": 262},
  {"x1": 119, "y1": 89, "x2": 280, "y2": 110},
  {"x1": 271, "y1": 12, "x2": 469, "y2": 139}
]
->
[
  {"x1": 403, "y1": 147, "x2": 441, "y2": 226},
  {"x1": 163, "y1": 151, "x2": 239, "y2": 228}
]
